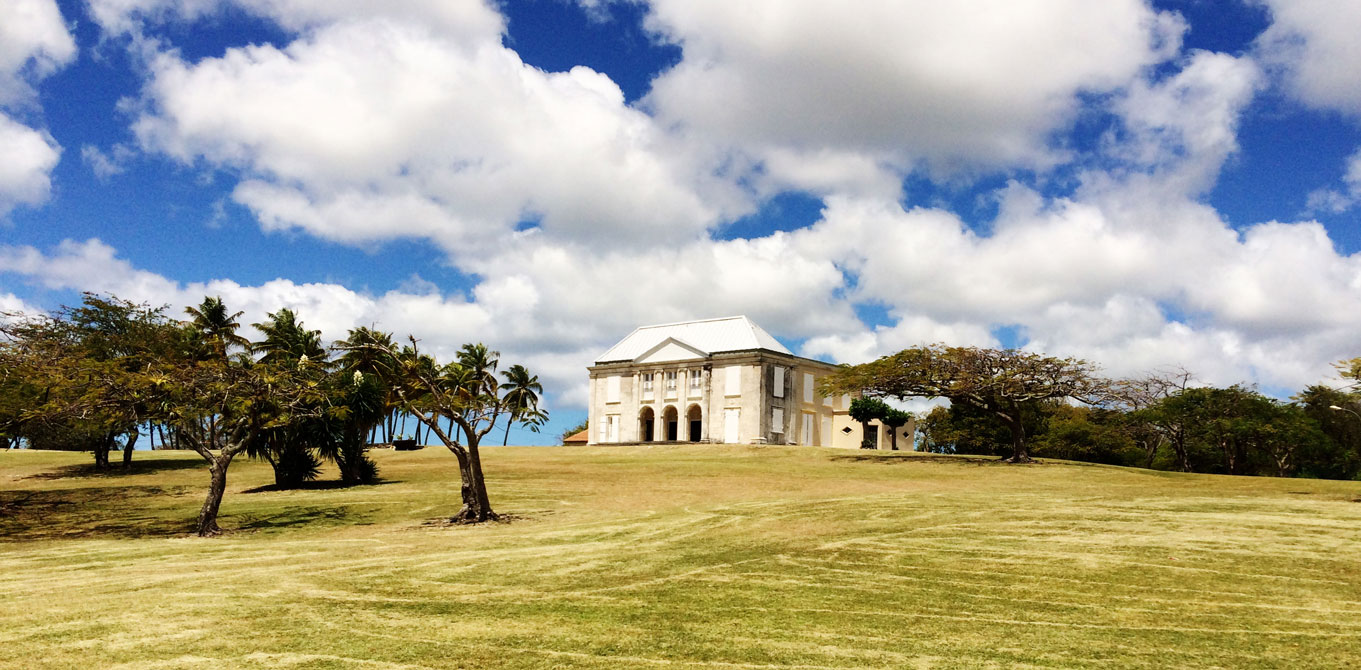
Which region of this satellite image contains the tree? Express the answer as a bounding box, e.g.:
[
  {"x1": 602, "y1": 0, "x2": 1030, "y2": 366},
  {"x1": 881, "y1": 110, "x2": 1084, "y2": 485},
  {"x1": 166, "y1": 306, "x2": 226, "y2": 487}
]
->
[
  {"x1": 1151, "y1": 386, "x2": 1327, "y2": 477},
  {"x1": 881, "y1": 408, "x2": 913, "y2": 451},
  {"x1": 175, "y1": 356, "x2": 323, "y2": 535},
  {"x1": 246, "y1": 309, "x2": 329, "y2": 485},
  {"x1": 500, "y1": 364, "x2": 544, "y2": 445},
  {"x1": 184, "y1": 296, "x2": 249, "y2": 361},
  {"x1": 390, "y1": 339, "x2": 531, "y2": 524},
  {"x1": 1293, "y1": 385, "x2": 1361, "y2": 480},
  {"x1": 823, "y1": 345, "x2": 1110, "y2": 463},
  {"x1": 253, "y1": 309, "x2": 327, "y2": 366},
  {"x1": 1111, "y1": 368, "x2": 1194, "y2": 469},
  {"x1": 1338, "y1": 357, "x2": 1361, "y2": 390},
  {"x1": 315, "y1": 369, "x2": 384, "y2": 485},
  {"x1": 1030, "y1": 404, "x2": 1142, "y2": 466},
  {"x1": 848, "y1": 397, "x2": 888, "y2": 449},
  {"x1": 0, "y1": 294, "x2": 182, "y2": 469}
]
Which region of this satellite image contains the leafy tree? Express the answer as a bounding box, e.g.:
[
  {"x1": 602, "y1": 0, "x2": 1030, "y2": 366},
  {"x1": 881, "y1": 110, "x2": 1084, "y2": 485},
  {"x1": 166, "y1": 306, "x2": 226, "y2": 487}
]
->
[
  {"x1": 881, "y1": 408, "x2": 913, "y2": 451},
  {"x1": 1338, "y1": 357, "x2": 1361, "y2": 390},
  {"x1": 1030, "y1": 404, "x2": 1142, "y2": 466},
  {"x1": 389, "y1": 339, "x2": 537, "y2": 523},
  {"x1": 1150, "y1": 386, "x2": 1328, "y2": 477},
  {"x1": 0, "y1": 294, "x2": 182, "y2": 469},
  {"x1": 175, "y1": 355, "x2": 325, "y2": 535},
  {"x1": 824, "y1": 345, "x2": 1110, "y2": 462},
  {"x1": 1110, "y1": 368, "x2": 1194, "y2": 469},
  {"x1": 848, "y1": 397, "x2": 889, "y2": 449},
  {"x1": 1294, "y1": 385, "x2": 1361, "y2": 480}
]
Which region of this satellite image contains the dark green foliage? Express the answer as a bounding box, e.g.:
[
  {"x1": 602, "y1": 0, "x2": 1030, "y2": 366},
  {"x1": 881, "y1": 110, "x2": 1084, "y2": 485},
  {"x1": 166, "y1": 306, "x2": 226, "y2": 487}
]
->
[
  {"x1": 880, "y1": 408, "x2": 913, "y2": 451},
  {"x1": 324, "y1": 371, "x2": 386, "y2": 485},
  {"x1": 272, "y1": 442, "x2": 323, "y2": 486},
  {"x1": 1293, "y1": 385, "x2": 1361, "y2": 479},
  {"x1": 919, "y1": 403, "x2": 1039, "y2": 457},
  {"x1": 848, "y1": 397, "x2": 889, "y2": 448},
  {"x1": 1030, "y1": 405, "x2": 1142, "y2": 467}
]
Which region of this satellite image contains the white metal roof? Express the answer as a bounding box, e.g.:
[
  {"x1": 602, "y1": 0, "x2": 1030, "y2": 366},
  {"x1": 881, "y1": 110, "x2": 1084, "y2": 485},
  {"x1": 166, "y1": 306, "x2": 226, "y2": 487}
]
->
[{"x1": 596, "y1": 316, "x2": 791, "y2": 363}]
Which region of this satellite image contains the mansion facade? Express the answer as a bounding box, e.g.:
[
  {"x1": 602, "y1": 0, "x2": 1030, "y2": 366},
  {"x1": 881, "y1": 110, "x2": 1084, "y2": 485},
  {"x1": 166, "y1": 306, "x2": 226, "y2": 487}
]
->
[{"x1": 587, "y1": 316, "x2": 899, "y2": 448}]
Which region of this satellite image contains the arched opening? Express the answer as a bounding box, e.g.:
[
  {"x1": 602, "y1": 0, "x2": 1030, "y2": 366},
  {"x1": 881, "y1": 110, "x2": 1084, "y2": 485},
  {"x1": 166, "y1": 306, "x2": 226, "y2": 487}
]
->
[
  {"x1": 639, "y1": 407, "x2": 655, "y2": 442},
  {"x1": 686, "y1": 405, "x2": 702, "y2": 442},
  {"x1": 663, "y1": 406, "x2": 679, "y2": 441}
]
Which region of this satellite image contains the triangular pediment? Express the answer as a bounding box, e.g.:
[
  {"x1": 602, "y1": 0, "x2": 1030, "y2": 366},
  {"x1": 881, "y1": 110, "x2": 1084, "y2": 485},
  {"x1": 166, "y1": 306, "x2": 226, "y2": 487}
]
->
[{"x1": 634, "y1": 337, "x2": 708, "y2": 364}]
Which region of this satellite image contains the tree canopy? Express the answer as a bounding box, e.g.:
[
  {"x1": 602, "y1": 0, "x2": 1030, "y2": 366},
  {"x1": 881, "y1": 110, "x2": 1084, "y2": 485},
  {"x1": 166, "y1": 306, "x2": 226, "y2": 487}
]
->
[{"x1": 822, "y1": 344, "x2": 1110, "y2": 462}]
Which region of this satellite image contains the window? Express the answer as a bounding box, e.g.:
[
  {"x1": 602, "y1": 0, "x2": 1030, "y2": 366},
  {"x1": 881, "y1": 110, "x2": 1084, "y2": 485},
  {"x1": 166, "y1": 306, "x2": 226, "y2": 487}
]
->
[
  {"x1": 725, "y1": 366, "x2": 741, "y2": 396},
  {"x1": 665, "y1": 371, "x2": 677, "y2": 390},
  {"x1": 773, "y1": 366, "x2": 785, "y2": 398},
  {"x1": 771, "y1": 408, "x2": 784, "y2": 433},
  {"x1": 803, "y1": 372, "x2": 814, "y2": 403},
  {"x1": 689, "y1": 369, "x2": 702, "y2": 389},
  {"x1": 642, "y1": 373, "x2": 654, "y2": 392},
  {"x1": 605, "y1": 376, "x2": 621, "y2": 404}
]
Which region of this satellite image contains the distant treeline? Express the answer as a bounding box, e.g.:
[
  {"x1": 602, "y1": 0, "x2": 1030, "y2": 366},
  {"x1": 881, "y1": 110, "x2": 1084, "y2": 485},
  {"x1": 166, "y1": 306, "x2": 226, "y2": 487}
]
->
[{"x1": 918, "y1": 380, "x2": 1360, "y2": 480}]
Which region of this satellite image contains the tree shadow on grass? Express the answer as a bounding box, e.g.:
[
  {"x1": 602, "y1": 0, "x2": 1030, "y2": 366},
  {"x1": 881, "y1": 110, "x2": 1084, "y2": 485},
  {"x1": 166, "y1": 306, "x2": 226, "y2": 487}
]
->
[
  {"x1": 23, "y1": 456, "x2": 207, "y2": 481},
  {"x1": 827, "y1": 452, "x2": 1027, "y2": 466},
  {"x1": 234, "y1": 506, "x2": 354, "y2": 531},
  {"x1": 0, "y1": 485, "x2": 197, "y2": 541},
  {"x1": 241, "y1": 479, "x2": 398, "y2": 494}
]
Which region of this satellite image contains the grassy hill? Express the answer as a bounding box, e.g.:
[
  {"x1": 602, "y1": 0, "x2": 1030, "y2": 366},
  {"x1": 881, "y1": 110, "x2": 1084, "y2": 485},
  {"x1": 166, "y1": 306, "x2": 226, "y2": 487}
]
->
[{"x1": 2, "y1": 445, "x2": 1360, "y2": 669}]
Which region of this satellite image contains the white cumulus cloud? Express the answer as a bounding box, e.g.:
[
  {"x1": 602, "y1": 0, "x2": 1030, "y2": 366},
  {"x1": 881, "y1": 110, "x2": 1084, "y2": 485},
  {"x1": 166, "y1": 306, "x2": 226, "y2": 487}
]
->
[{"x1": 0, "y1": 0, "x2": 75, "y2": 217}]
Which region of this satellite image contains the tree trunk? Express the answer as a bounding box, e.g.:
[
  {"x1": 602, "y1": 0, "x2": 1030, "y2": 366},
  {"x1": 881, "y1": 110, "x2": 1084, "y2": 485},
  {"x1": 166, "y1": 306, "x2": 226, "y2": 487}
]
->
[
  {"x1": 93, "y1": 433, "x2": 114, "y2": 469},
  {"x1": 503, "y1": 415, "x2": 513, "y2": 446},
  {"x1": 122, "y1": 431, "x2": 138, "y2": 469},
  {"x1": 450, "y1": 440, "x2": 496, "y2": 524},
  {"x1": 1005, "y1": 419, "x2": 1031, "y2": 463},
  {"x1": 196, "y1": 455, "x2": 233, "y2": 536}
]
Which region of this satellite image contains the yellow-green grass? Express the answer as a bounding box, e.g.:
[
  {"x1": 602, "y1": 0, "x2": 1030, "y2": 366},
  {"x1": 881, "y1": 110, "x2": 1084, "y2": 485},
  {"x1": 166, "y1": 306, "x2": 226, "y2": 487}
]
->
[{"x1": 2, "y1": 445, "x2": 1360, "y2": 669}]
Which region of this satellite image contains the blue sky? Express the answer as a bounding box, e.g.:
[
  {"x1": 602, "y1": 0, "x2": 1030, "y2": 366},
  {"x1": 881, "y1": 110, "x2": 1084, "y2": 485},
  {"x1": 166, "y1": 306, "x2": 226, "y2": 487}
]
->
[{"x1": 3, "y1": 0, "x2": 1361, "y2": 442}]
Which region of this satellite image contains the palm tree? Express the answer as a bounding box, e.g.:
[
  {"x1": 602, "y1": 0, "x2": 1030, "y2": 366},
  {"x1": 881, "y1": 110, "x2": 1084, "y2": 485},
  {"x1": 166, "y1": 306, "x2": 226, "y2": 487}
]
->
[
  {"x1": 184, "y1": 296, "x2": 250, "y2": 360},
  {"x1": 335, "y1": 327, "x2": 399, "y2": 443},
  {"x1": 500, "y1": 364, "x2": 544, "y2": 445},
  {"x1": 252, "y1": 308, "x2": 326, "y2": 366},
  {"x1": 457, "y1": 343, "x2": 500, "y2": 398}
]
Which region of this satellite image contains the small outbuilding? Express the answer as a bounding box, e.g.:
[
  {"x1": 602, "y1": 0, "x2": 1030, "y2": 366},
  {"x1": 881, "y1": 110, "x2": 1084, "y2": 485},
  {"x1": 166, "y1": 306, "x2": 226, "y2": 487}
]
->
[{"x1": 562, "y1": 429, "x2": 589, "y2": 445}]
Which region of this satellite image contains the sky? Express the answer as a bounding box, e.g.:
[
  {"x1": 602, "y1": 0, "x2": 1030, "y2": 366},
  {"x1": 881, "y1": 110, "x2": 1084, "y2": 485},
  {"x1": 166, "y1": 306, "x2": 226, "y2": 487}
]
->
[{"x1": 2, "y1": 0, "x2": 1361, "y2": 444}]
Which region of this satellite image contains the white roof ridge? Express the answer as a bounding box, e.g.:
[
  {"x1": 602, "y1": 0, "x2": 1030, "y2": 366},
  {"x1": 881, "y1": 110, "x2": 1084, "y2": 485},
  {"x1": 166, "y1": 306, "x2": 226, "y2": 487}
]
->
[{"x1": 633, "y1": 315, "x2": 748, "y2": 330}]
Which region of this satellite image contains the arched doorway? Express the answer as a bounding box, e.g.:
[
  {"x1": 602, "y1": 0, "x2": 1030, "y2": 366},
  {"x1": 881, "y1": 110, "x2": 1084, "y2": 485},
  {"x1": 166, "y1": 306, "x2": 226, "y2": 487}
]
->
[
  {"x1": 686, "y1": 405, "x2": 702, "y2": 442},
  {"x1": 663, "y1": 406, "x2": 679, "y2": 441},
  {"x1": 639, "y1": 407, "x2": 655, "y2": 442}
]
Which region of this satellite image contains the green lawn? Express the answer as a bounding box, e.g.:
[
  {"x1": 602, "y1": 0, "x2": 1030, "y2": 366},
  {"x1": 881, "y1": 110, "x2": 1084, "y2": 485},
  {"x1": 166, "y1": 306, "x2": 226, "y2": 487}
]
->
[{"x1": 2, "y1": 445, "x2": 1360, "y2": 669}]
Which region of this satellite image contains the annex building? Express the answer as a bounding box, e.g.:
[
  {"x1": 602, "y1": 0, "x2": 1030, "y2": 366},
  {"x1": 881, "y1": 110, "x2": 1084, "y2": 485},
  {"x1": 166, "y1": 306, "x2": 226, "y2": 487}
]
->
[{"x1": 587, "y1": 316, "x2": 898, "y2": 448}]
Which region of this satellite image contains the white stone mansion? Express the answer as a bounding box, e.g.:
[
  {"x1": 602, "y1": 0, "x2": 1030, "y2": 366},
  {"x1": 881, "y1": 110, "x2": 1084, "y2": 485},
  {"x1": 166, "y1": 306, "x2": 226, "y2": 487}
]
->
[{"x1": 587, "y1": 316, "x2": 891, "y2": 447}]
